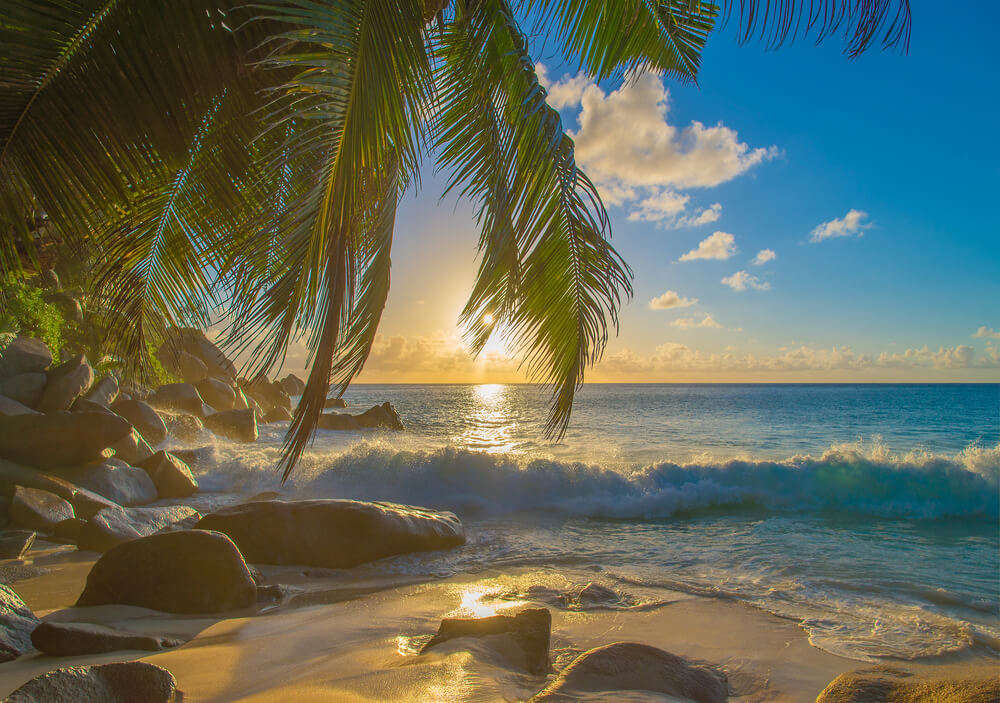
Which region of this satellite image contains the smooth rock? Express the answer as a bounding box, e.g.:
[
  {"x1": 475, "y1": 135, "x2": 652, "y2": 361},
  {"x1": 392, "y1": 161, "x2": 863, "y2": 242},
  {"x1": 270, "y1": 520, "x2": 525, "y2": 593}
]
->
[
  {"x1": 108, "y1": 427, "x2": 154, "y2": 464},
  {"x1": 84, "y1": 375, "x2": 119, "y2": 407},
  {"x1": 76, "y1": 529, "x2": 256, "y2": 613},
  {"x1": 422, "y1": 608, "x2": 551, "y2": 675},
  {"x1": 70, "y1": 397, "x2": 115, "y2": 414},
  {"x1": 278, "y1": 374, "x2": 306, "y2": 396},
  {"x1": 76, "y1": 504, "x2": 201, "y2": 552},
  {"x1": 263, "y1": 406, "x2": 292, "y2": 423},
  {"x1": 113, "y1": 399, "x2": 167, "y2": 445},
  {"x1": 140, "y1": 451, "x2": 198, "y2": 499},
  {"x1": 0, "y1": 373, "x2": 46, "y2": 408},
  {"x1": 50, "y1": 518, "x2": 85, "y2": 544},
  {"x1": 148, "y1": 383, "x2": 207, "y2": 417},
  {"x1": 160, "y1": 412, "x2": 203, "y2": 441},
  {"x1": 324, "y1": 397, "x2": 347, "y2": 409},
  {"x1": 0, "y1": 336, "x2": 51, "y2": 379},
  {"x1": 161, "y1": 349, "x2": 209, "y2": 384},
  {"x1": 232, "y1": 387, "x2": 249, "y2": 410},
  {"x1": 63, "y1": 459, "x2": 157, "y2": 507},
  {"x1": 0, "y1": 584, "x2": 39, "y2": 662},
  {"x1": 196, "y1": 499, "x2": 465, "y2": 569},
  {"x1": 317, "y1": 412, "x2": 360, "y2": 431},
  {"x1": 30, "y1": 621, "x2": 181, "y2": 657},
  {"x1": 4, "y1": 661, "x2": 181, "y2": 702},
  {"x1": 0, "y1": 459, "x2": 117, "y2": 520},
  {"x1": 816, "y1": 666, "x2": 1000, "y2": 703},
  {"x1": 0, "y1": 530, "x2": 35, "y2": 559},
  {"x1": 39, "y1": 354, "x2": 94, "y2": 413},
  {"x1": 10, "y1": 486, "x2": 75, "y2": 531},
  {"x1": 0, "y1": 411, "x2": 130, "y2": 468},
  {"x1": 530, "y1": 642, "x2": 727, "y2": 703},
  {"x1": 354, "y1": 402, "x2": 404, "y2": 430},
  {"x1": 160, "y1": 328, "x2": 236, "y2": 382},
  {"x1": 0, "y1": 395, "x2": 38, "y2": 417},
  {"x1": 204, "y1": 409, "x2": 257, "y2": 443},
  {"x1": 240, "y1": 378, "x2": 291, "y2": 414},
  {"x1": 196, "y1": 378, "x2": 236, "y2": 411}
]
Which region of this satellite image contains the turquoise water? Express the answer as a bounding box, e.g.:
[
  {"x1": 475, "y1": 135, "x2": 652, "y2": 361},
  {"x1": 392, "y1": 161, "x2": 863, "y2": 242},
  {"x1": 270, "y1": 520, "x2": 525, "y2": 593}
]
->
[{"x1": 188, "y1": 383, "x2": 999, "y2": 661}]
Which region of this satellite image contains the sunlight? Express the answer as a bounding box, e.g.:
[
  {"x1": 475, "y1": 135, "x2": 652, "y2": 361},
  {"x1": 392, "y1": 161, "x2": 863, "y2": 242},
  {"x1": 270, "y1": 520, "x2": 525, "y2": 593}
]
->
[
  {"x1": 455, "y1": 587, "x2": 526, "y2": 618},
  {"x1": 458, "y1": 384, "x2": 518, "y2": 453},
  {"x1": 482, "y1": 312, "x2": 494, "y2": 325},
  {"x1": 474, "y1": 383, "x2": 503, "y2": 405}
]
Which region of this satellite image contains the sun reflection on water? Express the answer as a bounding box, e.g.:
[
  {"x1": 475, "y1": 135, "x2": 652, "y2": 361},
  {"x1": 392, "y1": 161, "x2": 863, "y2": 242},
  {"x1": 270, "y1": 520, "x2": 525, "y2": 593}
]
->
[{"x1": 455, "y1": 384, "x2": 519, "y2": 454}]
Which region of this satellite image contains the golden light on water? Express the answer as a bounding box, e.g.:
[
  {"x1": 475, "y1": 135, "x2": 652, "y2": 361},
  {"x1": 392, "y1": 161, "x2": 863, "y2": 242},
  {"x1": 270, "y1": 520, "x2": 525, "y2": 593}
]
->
[
  {"x1": 455, "y1": 587, "x2": 526, "y2": 618},
  {"x1": 456, "y1": 384, "x2": 517, "y2": 454}
]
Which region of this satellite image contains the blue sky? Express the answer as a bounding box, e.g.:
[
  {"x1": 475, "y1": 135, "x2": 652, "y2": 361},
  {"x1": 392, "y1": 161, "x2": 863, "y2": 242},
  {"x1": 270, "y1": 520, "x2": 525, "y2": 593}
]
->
[{"x1": 286, "y1": 2, "x2": 1000, "y2": 382}]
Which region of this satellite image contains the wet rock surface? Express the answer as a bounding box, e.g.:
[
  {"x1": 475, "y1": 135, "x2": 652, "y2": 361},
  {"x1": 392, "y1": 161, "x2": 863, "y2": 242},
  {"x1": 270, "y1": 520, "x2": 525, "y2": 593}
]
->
[
  {"x1": 815, "y1": 666, "x2": 1000, "y2": 703},
  {"x1": 110, "y1": 398, "x2": 167, "y2": 445},
  {"x1": 76, "y1": 504, "x2": 201, "y2": 552},
  {"x1": 4, "y1": 661, "x2": 181, "y2": 702},
  {"x1": 0, "y1": 584, "x2": 39, "y2": 662},
  {"x1": 140, "y1": 451, "x2": 198, "y2": 498},
  {"x1": 0, "y1": 411, "x2": 131, "y2": 468},
  {"x1": 422, "y1": 608, "x2": 552, "y2": 675},
  {"x1": 30, "y1": 621, "x2": 182, "y2": 657}
]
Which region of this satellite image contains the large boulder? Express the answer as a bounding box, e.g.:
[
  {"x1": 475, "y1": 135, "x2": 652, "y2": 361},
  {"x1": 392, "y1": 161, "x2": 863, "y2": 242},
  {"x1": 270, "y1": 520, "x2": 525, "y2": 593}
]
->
[
  {"x1": 62, "y1": 459, "x2": 157, "y2": 507},
  {"x1": 0, "y1": 530, "x2": 36, "y2": 559},
  {"x1": 278, "y1": 374, "x2": 306, "y2": 396},
  {"x1": 84, "y1": 375, "x2": 119, "y2": 407},
  {"x1": 0, "y1": 411, "x2": 130, "y2": 468},
  {"x1": 4, "y1": 661, "x2": 181, "y2": 702},
  {"x1": 325, "y1": 397, "x2": 347, "y2": 409},
  {"x1": 422, "y1": 608, "x2": 551, "y2": 675},
  {"x1": 139, "y1": 451, "x2": 198, "y2": 498},
  {"x1": 160, "y1": 349, "x2": 208, "y2": 384},
  {"x1": 148, "y1": 383, "x2": 208, "y2": 417},
  {"x1": 354, "y1": 402, "x2": 404, "y2": 430},
  {"x1": 0, "y1": 373, "x2": 46, "y2": 408},
  {"x1": 204, "y1": 409, "x2": 257, "y2": 443},
  {"x1": 110, "y1": 398, "x2": 167, "y2": 445},
  {"x1": 232, "y1": 387, "x2": 250, "y2": 410},
  {"x1": 0, "y1": 395, "x2": 38, "y2": 417},
  {"x1": 0, "y1": 335, "x2": 51, "y2": 379},
  {"x1": 0, "y1": 584, "x2": 39, "y2": 662},
  {"x1": 76, "y1": 504, "x2": 201, "y2": 552},
  {"x1": 30, "y1": 621, "x2": 181, "y2": 657},
  {"x1": 159, "y1": 328, "x2": 237, "y2": 383},
  {"x1": 109, "y1": 427, "x2": 155, "y2": 464},
  {"x1": 318, "y1": 412, "x2": 360, "y2": 431},
  {"x1": 530, "y1": 642, "x2": 728, "y2": 703},
  {"x1": 262, "y1": 406, "x2": 292, "y2": 423},
  {"x1": 196, "y1": 499, "x2": 465, "y2": 569},
  {"x1": 196, "y1": 378, "x2": 236, "y2": 411},
  {"x1": 816, "y1": 666, "x2": 1000, "y2": 703},
  {"x1": 240, "y1": 378, "x2": 291, "y2": 415},
  {"x1": 10, "y1": 486, "x2": 75, "y2": 532},
  {"x1": 160, "y1": 412, "x2": 203, "y2": 441},
  {"x1": 0, "y1": 459, "x2": 117, "y2": 519},
  {"x1": 76, "y1": 529, "x2": 256, "y2": 613},
  {"x1": 38, "y1": 354, "x2": 94, "y2": 413}
]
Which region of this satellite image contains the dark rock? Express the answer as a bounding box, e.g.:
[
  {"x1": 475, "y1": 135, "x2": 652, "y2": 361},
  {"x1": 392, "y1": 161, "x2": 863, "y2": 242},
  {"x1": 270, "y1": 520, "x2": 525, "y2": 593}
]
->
[
  {"x1": 0, "y1": 373, "x2": 46, "y2": 408},
  {"x1": 76, "y1": 529, "x2": 256, "y2": 613},
  {"x1": 140, "y1": 451, "x2": 198, "y2": 498},
  {"x1": 204, "y1": 409, "x2": 257, "y2": 443},
  {"x1": 196, "y1": 499, "x2": 465, "y2": 569},
  {"x1": 422, "y1": 608, "x2": 551, "y2": 675},
  {"x1": 576, "y1": 582, "x2": 620, "y2": 606},
  {"x1": 0, "y1": 459, "x2": 117, "y2": 519},
  {"x1": 84, "y1": 375, "x2": 119, "y2": 407},
  {"x1": 50, "y1": 518, "x2": 85, "y2": 544},
  {"x1": 317, "y1": 412, "x2": 360, "y2": 431},
  {"x1": 324, "y1": 397, "x2": 348, "y2": 408},
  {"x1": 0, "y1": 530, "x2": 35, "y2": 559},
  {"x1": 0, "y1": 395, "x2": 38, "y2": 417},
  {"x1": 160, "y1": 412, "x2": 203, "y2": 441},
  {"x1": 530, "y1": 642, "x2": 727, "y2": 703},
  {"x1": 70, "y1": 397, "x2": 115, "y2": 414},
  {"x1": 354, "y1": 402, "x2": 404, "y2": 430},
  {"x1": 76, "y1": 504, "x2": 201, "y2": 552},
  {"x1": 0, "y1": 336, "x2": 52, "y2": 379},
  {"x1": 112, "y1": 399, "x2": 167, "y2": 445},
  {"x1": 0, "y1": 411, "x2": 130, "y2": 468},
  {"x1": 62, "y1": 459, "x2": 157, "y2": 507},
  {"x1": 159, "y1": 328, "x2": 237, "y2": 382},
  {"x1": 816, "y1": 666, "x2": 1000, "y2": 703},
  {"x1": 109, "y1": 426, "x2": 155, "y2": 464},
  {"x1": 278, "y1": 374, "x2": 306, "y2": 396},
  {"x1": 240, "y1": 378, "x2": 291, "y2": 415},
  {"x1": 263, "y1": 406, "x2": 292, "y2": 423},
  {"x1": 39, "y1": 354, "x2": 94, "y2": 413},
  {"x1": 10, "y1": 486, "x2": 75, "y2": 531},
  {"x1": 4, "y1": 661, "x2": 181, "y2": 702},
  {"x1": 0, "y1": 584, "x2": 39, "y2": 662},
  {"x1": 196, "y1": 378, "x2": 236, "y2": 411},
  {"x1": 30, "y1": 621, "x2": 181, "y2": 657},
  {"x1": 148, "y1": 383, "x2": 208, "y2": 417}
]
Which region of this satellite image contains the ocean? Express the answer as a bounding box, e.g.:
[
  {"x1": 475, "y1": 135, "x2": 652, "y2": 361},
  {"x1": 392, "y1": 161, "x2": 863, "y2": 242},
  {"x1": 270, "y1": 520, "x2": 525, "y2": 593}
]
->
[{"x1": 178, "y1": 383, "x2": 999, "y2": 663}]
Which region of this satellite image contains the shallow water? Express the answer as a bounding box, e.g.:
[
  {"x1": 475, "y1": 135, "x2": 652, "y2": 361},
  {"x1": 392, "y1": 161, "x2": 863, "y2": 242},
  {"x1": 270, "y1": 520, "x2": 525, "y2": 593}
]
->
[{"x1": 181, "y1": 383, "x2": 999, "y2": 662}]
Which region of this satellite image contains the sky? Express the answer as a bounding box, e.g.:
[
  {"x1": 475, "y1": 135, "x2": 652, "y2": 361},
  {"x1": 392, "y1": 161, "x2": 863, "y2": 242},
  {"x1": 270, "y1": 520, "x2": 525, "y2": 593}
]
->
[{"x1": 283, "y1": 2, "x2": 1000, "y2": 383}]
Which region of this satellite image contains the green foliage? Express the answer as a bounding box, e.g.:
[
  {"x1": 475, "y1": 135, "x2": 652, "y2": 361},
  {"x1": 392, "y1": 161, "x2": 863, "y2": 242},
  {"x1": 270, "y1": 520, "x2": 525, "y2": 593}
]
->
[{"x1": 0, "y1": 273, "x2": 65, "y2": 359}]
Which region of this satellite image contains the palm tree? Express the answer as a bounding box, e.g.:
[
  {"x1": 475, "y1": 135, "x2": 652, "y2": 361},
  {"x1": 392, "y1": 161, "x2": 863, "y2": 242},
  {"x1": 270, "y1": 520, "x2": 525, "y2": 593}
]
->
[{"x1": 0, "y1": 0, "x2": 910, "y2": 476}]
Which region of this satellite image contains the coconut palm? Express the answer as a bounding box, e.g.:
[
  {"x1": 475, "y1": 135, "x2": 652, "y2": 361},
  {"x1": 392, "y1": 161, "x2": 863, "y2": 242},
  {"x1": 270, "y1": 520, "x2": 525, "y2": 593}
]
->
[{"x1": 0, "y1": 0, "x2": 910, "y2": 476}]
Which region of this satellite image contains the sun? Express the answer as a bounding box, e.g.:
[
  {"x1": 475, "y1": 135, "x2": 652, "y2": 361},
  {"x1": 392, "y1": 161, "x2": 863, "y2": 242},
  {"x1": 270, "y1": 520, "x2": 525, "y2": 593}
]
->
[{"x1": 482, "y1": 313, "x2": 494, "y2": 325}]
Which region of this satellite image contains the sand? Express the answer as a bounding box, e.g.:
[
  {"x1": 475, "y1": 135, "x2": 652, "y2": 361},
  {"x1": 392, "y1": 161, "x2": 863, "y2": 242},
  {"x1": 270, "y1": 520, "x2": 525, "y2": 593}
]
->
[{"x1": 0, "y1": 546, "x2": 996, "y2": 701}]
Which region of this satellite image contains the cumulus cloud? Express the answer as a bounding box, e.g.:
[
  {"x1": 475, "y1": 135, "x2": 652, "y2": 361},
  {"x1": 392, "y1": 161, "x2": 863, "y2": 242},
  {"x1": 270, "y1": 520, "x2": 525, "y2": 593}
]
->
[
  {"x1": 671, "y1": 313, "x2": 723, "y2": 329},
  {"x1": 752, "y1": 249, "x2": 776, "y2": 265},
  {"x1": 721, "y1": 270, "x2": 770, "y2": 291},
  {"x1": 679, "y1": 231, "x2": 736, "y2": 261},
  {"x1": 810, "y1": 209, "x2": 871, "y2": 243},
  {"x1": 627, "y1": 189, "x2": 689, "y2": 223},
  {"x1": 649, "y1": 290, "x2": 697, "y2": 310},
  {"x1": 973, "y1": 326, "x2": 1000, "y2": 339}
]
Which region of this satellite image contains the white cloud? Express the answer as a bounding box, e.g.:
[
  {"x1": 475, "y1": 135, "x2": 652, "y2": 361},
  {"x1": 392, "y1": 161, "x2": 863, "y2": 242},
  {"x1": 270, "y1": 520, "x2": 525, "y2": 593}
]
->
[
  {"x1": 751, "y1": 249, "x2": 776, "y2": 265},
  {"x1": 678, "y1": 202, "x2": 722, "y2": 228},
  {"x1": 722, "y1": 270, "x2": 770, "y2": 291},
  {"x1": 671, "y1": 313, "x2": 723, "y2": 329},
  {"x1": 973, "y1": 326, "x2": 1000, "y2": 339},
  {"x1": 649, "y1": 290, "x2": 697, "y2": 310},
  {"x1": 811, "y1": 209, "x2": 872, "y2": 243},
  {"x1": 627, "y1": 189, "x2": 689, "y2": 223},
  {"x1": 535, "y1": 64, "x2": 590, "y2": 111},
  {"x1": 679, "y1": 231, "x2": 736, "y2": 261}
]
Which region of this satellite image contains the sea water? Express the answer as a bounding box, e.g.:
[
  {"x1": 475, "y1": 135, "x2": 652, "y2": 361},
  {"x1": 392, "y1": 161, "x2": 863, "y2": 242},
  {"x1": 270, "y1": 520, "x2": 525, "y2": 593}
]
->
[{"x1": 184, "y1": 383, "x2": 999, "y2": 662}]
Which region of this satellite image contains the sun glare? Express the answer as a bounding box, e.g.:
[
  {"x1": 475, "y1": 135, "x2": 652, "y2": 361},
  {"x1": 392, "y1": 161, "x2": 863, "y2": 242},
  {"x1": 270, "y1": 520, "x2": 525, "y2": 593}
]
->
[{"x1": 482, "y1": 313, "x2": 494, "y2": 325}]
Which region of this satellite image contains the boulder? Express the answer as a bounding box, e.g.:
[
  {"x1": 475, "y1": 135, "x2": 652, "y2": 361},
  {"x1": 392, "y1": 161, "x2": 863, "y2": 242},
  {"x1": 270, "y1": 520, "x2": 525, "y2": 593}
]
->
[
  {"x1": 140, "y1": 451, "x2": 198, "y2": 498},
  {"x1": 160, "y1": 349, "x2": 209, "y2": 384},
  {"x1": 39, "y1": 354, "x2": 94, "y2": 413},
  {"x1": 0, "y1": 459, "x2": 117, "y2": 519},
  {"x1": 63, "y1": 459, "x2": 157, "y2": 507},
  {"x1": 109, "y1": 427, "x2": 155, "y2": 464},
  {"x1": 0, "y1": 584, "x2": 39, "y2": 662},
  {"x1": 84, "y1": 375, "x2": 119, "y2": 407},
  {"x1": 148, "y1": 383, "x2": 208, "y2": 417},
  {"x1": 196, "y1": 499, "x2": 465, "y2": 569},
  {"x1": 0, "y1": 335, "x2": 52, "y2": 378},
  {"x1": 0, "y1": 530, "x2": 36, "y2": 559},
  {"x1": 278, "y1": 374, "x2": 306, "y2": 396},
  {"x1": 196, "y1": 378, "x2": 236, "y2": 411},
  {"x1": 0, "y1": 411, "x2": 131, "y2": 468},
  {"x1": 232, "y1": 387, "x2": 250, "y2": 410},
  {"x1": 204, "y1": 409, "x2": 257, "y2": 443},
  {"x1": 30, "y1": 621, "x2": 181, "y2": 657},
  {"x1": 10, "y1": 486, "x2": 75, "y2": 531},
  {"x1": 324, "y1": 397, "x2": 348, "y2": 409},
  {"x1": 0, "y1": 373, "x2": 46, "y2": 408},
  {"x1": 318, "y1": 412, "x2": 360, "y2": 431},
  {"x1": 169, "y1": 447, "x2": 214, "y2": 471},
  {"x1": 159, "y1": 328, "x2": 236, "y2": 382},
  {"x1": 0, "y1": 395, "x2": 39, "y2": 417},
  {"x1": 816, "y1": 666, "x2": 1000, "y2": 703},
  {"x1": 4, "y1": 661, "x2": 181, "y2": 702},
  {"x1": 76, "y1": 504, "x2": 201, "y2": 552},
  {"x1": 354, "y1": 402, "x2": 404, "y2": 430},
  {"x1": 112, "y1": 398, "x2": 167, "y2": 445},
  {"x1": 50, "y1": 518, "x2": 85, "y2": 544},
  {"x1": 76, "y1": 529, "x2": 256, "y2": 613},
  {"x1": 529, "y1": 642, "x2": 727, "y2": 703},
  {"x1": 422, "y1": 608, "x2": 551, "y2": 675},
  {"x1": 160, "y1": 412, "x2": 203, "y2": 441},
  {"x1": 240, "y1": 378, "x2": 291, "y2": 415},
  {"x1": 263, "y1": 406, "x2": 292, "y2": 423},
  {"x1": 70, "y1": 397, "x2": 115, "y2": 414}
]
